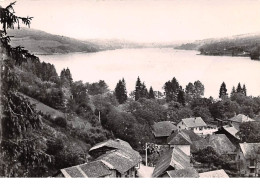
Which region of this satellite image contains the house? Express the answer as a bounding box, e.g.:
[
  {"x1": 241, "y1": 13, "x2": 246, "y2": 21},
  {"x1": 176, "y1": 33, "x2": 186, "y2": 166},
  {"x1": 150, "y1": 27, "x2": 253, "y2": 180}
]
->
[
  {"x1": 177, "y1": 117, "x2": 216, "y2": 136},
  {"x1": 199, "y1": 169, "x2": 229, "y2": 178},
  {"x1": 59, "y1": 139, "x2": 142, "y2": 178},
  {"x1": 89, "y1": 138, "x2": 133, "y2": 158},
  {"x1": 229, "y1": 114, "x2": 255, "y2": 130},
  {"x1": 236, "y1": 143, "x2": 260, "y2": 177},
  {"x1": 167, "y1": 131, "x2": 192, "y2": 156},
  {"x1": 215, "y1": 125, "x2": 240, "y2": 147},
  {"x1": 162, "y1": 167, "x2": 199, "y2": 178},
  {"x1": 152, "y1": 147, "x2": 190, "y2": 177},
  {"x1": 60, "y1": 160, "x2": 112, "y2": 178},
  {"x1": 152, "y1": 121, "x2": 177, "y2": 144}
]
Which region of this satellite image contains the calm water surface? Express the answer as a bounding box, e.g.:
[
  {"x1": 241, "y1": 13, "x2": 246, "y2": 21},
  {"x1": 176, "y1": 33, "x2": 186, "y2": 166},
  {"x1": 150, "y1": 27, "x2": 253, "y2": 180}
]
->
[{"x1": 38, "y1": 48, "x2": 260, "y2": 98}]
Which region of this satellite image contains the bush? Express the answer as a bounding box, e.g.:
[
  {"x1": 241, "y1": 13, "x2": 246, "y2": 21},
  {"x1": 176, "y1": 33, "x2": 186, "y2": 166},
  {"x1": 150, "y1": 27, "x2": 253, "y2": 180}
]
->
[{"x1": 53, "y1": 117, "x2": 67, "y2": 128}]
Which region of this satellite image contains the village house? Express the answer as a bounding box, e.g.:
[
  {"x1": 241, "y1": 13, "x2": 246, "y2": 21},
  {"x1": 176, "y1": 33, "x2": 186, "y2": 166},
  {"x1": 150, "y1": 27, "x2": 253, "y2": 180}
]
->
[
  {"x1": 228, "y1": 114, "x2": 255, "y2": 130},
  {"x1": 59, "y1": 139, "x2": 142, "y2": 178},
  {"x1": 162, "y1": 167, "x2": 199, "y2": 178},
  {"x1": 199, "y1": 169, "x2": 229, "y2": 178},
  {"x1": 167, "y1": 131, "x2": 192, "y2": 156},
  {"x1": 177, "y1": 117, "x2": 217, "y2": 136},
  {"x1": 215, "y1": 125, "x2": 240, "y2": 147},
  {"x1": 152, "y1": 147, "x2": 191, "y2": 177},
  {"x1": 152, "y1": 121, "x2": 177, "y2": 144},
  {"x1": 236, "y1": 143, "x2": 260, "y2": 177}
]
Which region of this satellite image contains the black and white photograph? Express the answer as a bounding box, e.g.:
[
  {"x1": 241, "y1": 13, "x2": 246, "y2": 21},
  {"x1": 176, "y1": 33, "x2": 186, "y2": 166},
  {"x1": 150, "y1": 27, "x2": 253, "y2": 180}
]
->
[{"x1": 1, "y1": 0, "x2": 260, "y2": 179}]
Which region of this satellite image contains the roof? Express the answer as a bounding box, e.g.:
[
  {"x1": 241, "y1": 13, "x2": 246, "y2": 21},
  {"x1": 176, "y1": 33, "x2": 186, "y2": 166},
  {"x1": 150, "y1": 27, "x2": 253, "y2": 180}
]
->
[
  {"x1": 181, "y1": 117, "x2": 207, "y2": 128},
  {"x1": 60, "y1": 160, "x2": 111, "y2": 178},
  {"x1": 97, "y1": 148, "x2": 141, "y2": 174},
  {"x1": 152, "y1": 121, "x2": 177, "y2": 137},
  {"x1": 89, "y1": 139, "x2": 132, "y2": 153},
  {"x1": 167, "y1": 131, "x2": 192, "y2": 145},
  {"x1": 207, "y1": 134, "x2": 236, "y2": 155},
  {"x1": 239, "y1": 143, "x2": 260, "y2": 159},
  {"x1": 166, "y1": 167, "x2": 199, "y2": 178},
  {"x1": 152, "y1": 147, "x2": 190, "y2": 178},
  {"x1": 229, "y1": 114, "x2": 255, "y2": 123},
  {"x1": 222, "y1": 125, "x2": 240, "y2": 140},
  {"x1": 190, "y1": 138, "x2": 209, "y2": 153},
  {"x1": 199, "y1": 169, "x2": 229, "y2": 178}
]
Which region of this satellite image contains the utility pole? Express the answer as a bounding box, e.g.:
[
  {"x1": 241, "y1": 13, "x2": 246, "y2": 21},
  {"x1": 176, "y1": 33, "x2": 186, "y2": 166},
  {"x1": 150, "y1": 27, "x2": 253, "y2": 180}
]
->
[{"x1": 145, "y1": 142, "x2": 148, "y2": 166}]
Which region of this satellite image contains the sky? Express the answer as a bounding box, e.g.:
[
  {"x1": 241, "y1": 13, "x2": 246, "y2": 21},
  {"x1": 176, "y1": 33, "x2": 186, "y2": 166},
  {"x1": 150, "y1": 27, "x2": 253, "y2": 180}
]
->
[{"x1": 1, "y1": 0, "x2": 260, "y2": 42}]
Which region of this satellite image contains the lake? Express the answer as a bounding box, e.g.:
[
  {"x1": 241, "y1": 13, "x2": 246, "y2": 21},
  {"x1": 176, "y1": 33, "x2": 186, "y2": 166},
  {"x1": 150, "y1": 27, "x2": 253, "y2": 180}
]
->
[{"x1": 38, "y1": 48, "x2": 260, "y2": 98}]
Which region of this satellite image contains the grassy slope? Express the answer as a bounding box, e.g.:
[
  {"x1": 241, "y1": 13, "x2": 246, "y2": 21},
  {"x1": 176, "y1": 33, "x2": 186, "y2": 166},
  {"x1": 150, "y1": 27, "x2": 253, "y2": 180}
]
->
[{"x1": 7, "y1": 28, "x2": 100, "y2": 55}]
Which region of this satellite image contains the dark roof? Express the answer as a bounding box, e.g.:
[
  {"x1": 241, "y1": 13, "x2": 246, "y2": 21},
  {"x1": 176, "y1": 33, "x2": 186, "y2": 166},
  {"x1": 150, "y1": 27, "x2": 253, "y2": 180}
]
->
[
  {"x1": 89, "y1": 138, "x2": 132, "y2": 153},
  {"x1": 190, "y1": 139, "x2": 209, "y2": 153},
  {"x1": 61, "y1": 160, "x2": 111, "y2": 178},
  {"x1": 207, "y1": 134, "x2": 236, "y2": 155},
  {"x1": 167, "y1": 131, "x2": 192, "y2": 145},
  {"x1": 229, "y1": 114, "x2": 255, "y2": 123},
  {"x1": 152, "y1": 147, "x2": 190, "y2": 178},
  {"x1": 239, "y1": 143, "x2": 260, "y2": 159},
  {"x1": 152, "y1": 121, "x2": 177, "y2": 137},
  {"x1": 97, "y1": 148, "x2": 141, "y2": 174},
  {"x1": 199, "y1": 169, "x2": 229, "y2": 178},
  {"x1": 166, "y1": 167, "x2": 199, "y2": 178}
]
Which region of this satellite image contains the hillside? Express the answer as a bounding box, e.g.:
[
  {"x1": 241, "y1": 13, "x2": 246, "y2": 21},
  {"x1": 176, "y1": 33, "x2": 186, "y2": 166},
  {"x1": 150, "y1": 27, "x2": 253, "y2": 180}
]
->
[
  {"x1": 175, "y1": 33, "x2": 260, "y2": 60},
  {"x1": 7, "y1": 28, "x2": 100, "y2": 55}
]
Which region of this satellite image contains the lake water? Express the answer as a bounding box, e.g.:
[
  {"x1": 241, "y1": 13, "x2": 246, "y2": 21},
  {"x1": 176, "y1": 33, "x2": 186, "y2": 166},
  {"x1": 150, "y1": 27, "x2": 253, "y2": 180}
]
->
[{"x1": 38, "y1": 48, "x2": 260, "y2": 98}]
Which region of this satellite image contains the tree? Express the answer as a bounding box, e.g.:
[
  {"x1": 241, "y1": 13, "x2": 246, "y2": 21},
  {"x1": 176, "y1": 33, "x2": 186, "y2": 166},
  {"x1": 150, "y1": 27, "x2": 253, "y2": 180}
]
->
[
  {"x1": 231, "y1": 86, "x2": 236, "y2": 97},
  {"x1": 219, "y1": 82, "x2": 228, "y2": 99},
  {"x1": 194, "y1": 80, "x2": 204, "y2": 98},
  {"x1": 134, "y1": 76, "x2": 142, "y2": 101},
  {"x1": 140, "y1": 82, "x2": 148, "y2": 99},
  {"x1": 177, "y1": 90, "x2": 185, "y2": 106},
  {"x1": 115, "y1": 78, "x2": 127, "y2": 104},
  {"x1": 163, "y1": 77, "x2": 180, "y2": 102},
  {"x1": 148, "y1": 87, "x2": 155, "y2": 99},
  {"x1": 242, "y1": 84, "x2": 247, "y2": 96},
  {"x1": 236, "y1": 82, "x2": 242, "y2": 93},
  {"x1": 1, "y1": 2, "x2": 51, "y2": 177}
]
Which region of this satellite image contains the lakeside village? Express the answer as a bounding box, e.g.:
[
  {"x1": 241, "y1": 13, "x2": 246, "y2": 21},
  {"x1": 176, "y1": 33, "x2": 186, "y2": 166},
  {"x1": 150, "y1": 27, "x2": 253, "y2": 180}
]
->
[
  {"x1": 57, "y1": 114, "x2": 260, "y2": 178},
  {"x1": 1, "y1": 2, "x2": 260, "y2": 178}
]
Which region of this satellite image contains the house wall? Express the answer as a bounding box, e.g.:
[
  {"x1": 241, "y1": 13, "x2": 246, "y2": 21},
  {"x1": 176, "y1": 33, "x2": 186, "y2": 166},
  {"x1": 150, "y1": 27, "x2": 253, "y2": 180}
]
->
[
  {"x1": 177, "y1": 121, "x2": 187, "y2": 130},
  {"x1": 236, "y1": 150, "x2": 260, "y2": 177}
]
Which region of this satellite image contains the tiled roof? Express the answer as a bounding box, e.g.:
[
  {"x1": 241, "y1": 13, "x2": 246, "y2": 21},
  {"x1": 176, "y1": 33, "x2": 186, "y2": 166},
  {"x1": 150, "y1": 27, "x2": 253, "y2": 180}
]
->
[
  {"x1": 181, "y1": 117, "x2": 207, "y2": 128},
  {"x1": 229, "y1": 114, "x2": 255, "y2": 123},
  {"x1": 152, "y1": 147, "x2": 190, "y2": 178},
  {"x1": 190, "y1": 138, "x2": 209, "y2": 153},
  {"x1": 97, "y1": 149, "x2": 141, "y2": 174},
  {"x1": 61, "y1": 160, "x2": 111, "y2": 178},
  {"x1": 207, "y1": 134, "x2": 236, "y2": 155},
  {"x1": 152, "y1": 121, "x2": 177, "y2": 137},
  {"x1": 239, "y1": 143, "x2": 260, "y2": 159},
  {"x1": 89, "y1": 139, "x2": 132, "y2": 153},
  {"x1": 167, "y1": 131, "x2": 192, "y2": 145},
  {"x1": 166, "y1": 167, "x2": 199, "y2": 178},
  {"x1": 199, "y1": 169, "x2": 229, "y2": 178},
  {"x1": 222, "y1": 125, "x2": 240, "y2": 140}
]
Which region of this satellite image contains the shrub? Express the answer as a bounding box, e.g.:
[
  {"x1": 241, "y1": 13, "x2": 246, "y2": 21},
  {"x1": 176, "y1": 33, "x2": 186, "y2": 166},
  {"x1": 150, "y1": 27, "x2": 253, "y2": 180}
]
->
[{"x1": 53, "y1": 117, "x2": 67, "y2": 128}]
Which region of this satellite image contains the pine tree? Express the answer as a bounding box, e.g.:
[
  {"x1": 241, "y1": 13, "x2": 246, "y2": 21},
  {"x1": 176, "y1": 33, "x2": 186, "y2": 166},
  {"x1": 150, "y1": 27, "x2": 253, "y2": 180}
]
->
[
  {"x1": 242, "y1": 84, "x2": 247, "y2": 96},
  {"x1": 177, "y1": 90, "x2": 186, "y2": 106},
  {"x1": 231, "y1": 86, "x2": 236, "y2": 97},
  {"x1": 219, "y1": 82, "x2": 228, "y2": 99},
  {"x1": 140, "y1": 82, "x2": 148, "y2": 98},
  {"x1": 115, "y1": 78, "x2": 127, "y2": 104},
  {"x1": 236, "y1": 82, "x2": 242, "y2": 93},
  {"x1": 134, "y1": 76, "x2": 142, "y2": 101},
  {"x1": 148, "y1": 86, "x2": 155, "y2": 99}
]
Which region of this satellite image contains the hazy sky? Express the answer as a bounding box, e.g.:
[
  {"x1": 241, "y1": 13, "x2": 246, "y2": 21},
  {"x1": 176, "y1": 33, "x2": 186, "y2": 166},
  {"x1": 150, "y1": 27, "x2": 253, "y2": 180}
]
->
[{"x1": 1, "y1": 0, "x2": 260, "y2": 42}]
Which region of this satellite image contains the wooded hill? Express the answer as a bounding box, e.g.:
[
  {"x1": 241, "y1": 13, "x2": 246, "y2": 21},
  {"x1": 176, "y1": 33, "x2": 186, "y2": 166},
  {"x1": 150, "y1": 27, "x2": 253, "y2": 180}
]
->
[{"x1": 175, "y1": 33, "x2": 260, "y2": 60}]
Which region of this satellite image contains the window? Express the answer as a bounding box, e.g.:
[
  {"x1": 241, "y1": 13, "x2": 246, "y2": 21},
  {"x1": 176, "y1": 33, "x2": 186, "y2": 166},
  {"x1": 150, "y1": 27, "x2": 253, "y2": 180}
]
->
[
  {"x1": 250, "y1": 159, "x2": 255, "y2": 166},
  {"x1": 250, "y1": 168, "x2": 255, "y2": 173}
]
